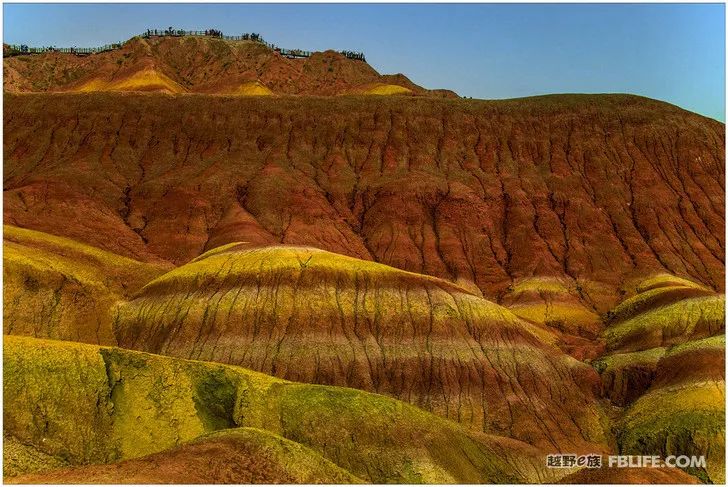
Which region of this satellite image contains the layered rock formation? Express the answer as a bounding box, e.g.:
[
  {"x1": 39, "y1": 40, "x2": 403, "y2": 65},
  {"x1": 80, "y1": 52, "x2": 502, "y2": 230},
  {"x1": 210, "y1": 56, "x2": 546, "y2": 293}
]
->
[
  {"x1": 4, "y1": 36, "x2": 454, "y2": 97},
  {"x1": 8, "y1": 428, "x2": 363, "y2": 484},
  {"x1": 3, "y1": 225, "x2": 168, "y2": 344},
  {"x1": 595, "y1": 275, "x2": 725, "y2": 483},
  {"x1": 3, "y1": 32, "x2": 725, "y2": 484},
  {"x1": 113, "y1": 243, "x2": 607, "y2": 452},
  {"x1": 4, "y1": 335, "x2": 553, "y2": 484},
  {"x1": 5, "y1": 92, "x2": 723, "y2": 313}
]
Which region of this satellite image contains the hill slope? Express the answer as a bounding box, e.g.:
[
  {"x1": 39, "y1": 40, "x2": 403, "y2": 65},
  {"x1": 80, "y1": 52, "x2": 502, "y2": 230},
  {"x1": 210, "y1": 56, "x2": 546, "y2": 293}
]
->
[
  {"x1": 4, "y1": 92, "x2": 724, "y2": 312},
  {"x1": 4, "y1": 35, "x2": 455, "y2": 97},
  {"x1": 614, "y1": 335, "x2": 725, "y2": 483},
  {"x1": 3, "y1": 225, "x2": 169, "y2": 344},
  {"x1": 4, "y1": 335, "x2": 554, "y2": 484},
  {"x1": 3, "y1": 37, "x2": 725, "y2": 484},
  {"x1": 594, "y1": 278, "x2": 725, "y2": 483},
  {"x1": 8, "y1": 428, "x2": 362, "y2": 484},
  {"x1": 113, "y1": 243, "x2": 607, "y2": 452}
]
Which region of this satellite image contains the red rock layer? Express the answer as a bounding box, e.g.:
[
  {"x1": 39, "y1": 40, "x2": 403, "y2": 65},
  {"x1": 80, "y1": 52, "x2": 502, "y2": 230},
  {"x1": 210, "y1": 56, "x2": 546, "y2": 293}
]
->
[{"x1": 4, "y1": 93, "x2": 724, "y2": 308}]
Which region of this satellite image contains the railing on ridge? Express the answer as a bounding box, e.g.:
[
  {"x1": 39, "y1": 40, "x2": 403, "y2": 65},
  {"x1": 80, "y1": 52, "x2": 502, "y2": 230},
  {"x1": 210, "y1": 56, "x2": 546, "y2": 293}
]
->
[{"x1": 4, "y1": 29, "x2": 366, "y2": 62}]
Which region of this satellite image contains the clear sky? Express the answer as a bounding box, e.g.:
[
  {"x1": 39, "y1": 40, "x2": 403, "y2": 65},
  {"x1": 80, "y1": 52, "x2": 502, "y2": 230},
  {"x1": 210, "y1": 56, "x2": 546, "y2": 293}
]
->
[{"x1": 4, "y1": 2, "x2": 725, "y2": 121}]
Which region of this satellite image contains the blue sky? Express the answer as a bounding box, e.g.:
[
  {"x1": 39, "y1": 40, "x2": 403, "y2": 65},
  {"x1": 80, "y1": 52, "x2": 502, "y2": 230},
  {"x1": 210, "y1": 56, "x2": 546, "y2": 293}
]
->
[{"x1": 4, "y1": 3, "x2": 725, "y2": 121}]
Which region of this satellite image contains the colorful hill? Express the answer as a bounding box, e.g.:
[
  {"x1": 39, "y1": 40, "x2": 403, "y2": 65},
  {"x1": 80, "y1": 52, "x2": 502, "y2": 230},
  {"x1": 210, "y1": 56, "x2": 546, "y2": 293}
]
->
[
  {"x1": 231, "y1": 80, "x2": 274, "y2": 96},
  {"x1": 3, "y1": 225, "x2": 168, "y2": 344},
  {"x1": 2, "y1": 28, "x2": 725, "y2": 485},
  {"x1": 593, "y1": 277, "x2": 725, "y2": 483},
  {"x1": 74, "y1": 67, "x2": 187, "y2": 94},
  {"x1": 4, "y1": 335, "x2": 557, "y2": 484},
  {"x1": 500, "y1": 276, "x2": 605, "y2": 360},
  {"x1": 113, "y1": 243, "x2": 607, "y2": 453},
  {"x1": 347, "y1": 82, "x2": 414, "y2": 96},
  {"x1": 8, "y1": 428, "x2": 362, "y2": 484},
  {"x1": 601, "y1": 274, "x2": 724, "y2": 353},
  {"x1": 4, "y1": 35, "x2": 454, "y2": 97},
  {"x1": 614, "y1": 335, "x2": 725, "y2": 483},
  {"x1": 4, "y1": 92, "x2": 722, "y2": 309}
]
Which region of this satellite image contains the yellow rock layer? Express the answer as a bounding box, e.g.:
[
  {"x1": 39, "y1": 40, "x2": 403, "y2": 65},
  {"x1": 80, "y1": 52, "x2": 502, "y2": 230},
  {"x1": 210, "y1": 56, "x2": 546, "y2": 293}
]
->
[{"x1": 75, "y1": 68, "x2": 186, "y2": 93}]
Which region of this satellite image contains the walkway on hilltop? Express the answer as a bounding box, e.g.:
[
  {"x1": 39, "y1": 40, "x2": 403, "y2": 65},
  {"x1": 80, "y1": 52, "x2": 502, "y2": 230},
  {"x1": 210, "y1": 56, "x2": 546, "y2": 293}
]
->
[{"x1": 4, "y1": 29, "x2": 366, "y2": 61}]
